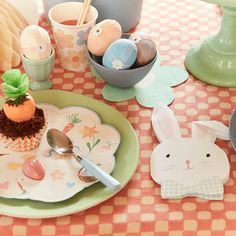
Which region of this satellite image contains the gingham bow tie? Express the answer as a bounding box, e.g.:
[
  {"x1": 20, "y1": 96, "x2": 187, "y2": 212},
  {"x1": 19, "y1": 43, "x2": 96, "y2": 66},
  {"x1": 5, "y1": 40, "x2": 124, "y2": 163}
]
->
[{"x1": 161, "y1": 176, "x2": 224, "y2": 200}]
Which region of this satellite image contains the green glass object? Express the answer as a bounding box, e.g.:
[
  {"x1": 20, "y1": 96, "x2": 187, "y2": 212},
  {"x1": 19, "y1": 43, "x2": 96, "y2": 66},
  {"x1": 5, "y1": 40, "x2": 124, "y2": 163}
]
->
[
  {"x1": 2, "y1": 69, "x2": 29, "y2": 99},
  {"x1": 22, "y1": 49, "x2": 55, "y2": 90},
  {"x1": 185, "y1": 1, "x2": 236, "y2": 87}
]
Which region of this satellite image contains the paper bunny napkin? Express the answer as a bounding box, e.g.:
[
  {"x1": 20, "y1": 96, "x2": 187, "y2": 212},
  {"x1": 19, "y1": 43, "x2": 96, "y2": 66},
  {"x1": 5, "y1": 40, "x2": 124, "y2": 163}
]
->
[{"x1": 150, "y1": 103, "x2": 230, "y2": 200}]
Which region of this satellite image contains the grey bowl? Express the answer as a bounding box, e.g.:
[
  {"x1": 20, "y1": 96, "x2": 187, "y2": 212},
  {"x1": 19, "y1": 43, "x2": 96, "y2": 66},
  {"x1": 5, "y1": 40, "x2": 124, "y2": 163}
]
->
[
  {"x1": 89, "y1": 52, "x2": 158, "y2": 88},
  {"x1": 230, "y1": 109, "x2": 236, "y2": 152}
]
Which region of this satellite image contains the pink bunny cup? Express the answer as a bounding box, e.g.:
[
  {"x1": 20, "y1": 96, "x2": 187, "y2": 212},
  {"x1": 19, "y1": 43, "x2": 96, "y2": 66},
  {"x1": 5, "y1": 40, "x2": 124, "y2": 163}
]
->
[{"x1": 48, "y1": 2, "x2": 98, "y2": 72}]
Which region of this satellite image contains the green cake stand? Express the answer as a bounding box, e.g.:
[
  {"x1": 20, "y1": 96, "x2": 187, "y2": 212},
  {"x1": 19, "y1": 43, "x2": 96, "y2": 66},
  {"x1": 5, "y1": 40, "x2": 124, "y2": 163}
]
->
[{"x1": 185, "y1": 0, "x2": 236, "y2": 87}]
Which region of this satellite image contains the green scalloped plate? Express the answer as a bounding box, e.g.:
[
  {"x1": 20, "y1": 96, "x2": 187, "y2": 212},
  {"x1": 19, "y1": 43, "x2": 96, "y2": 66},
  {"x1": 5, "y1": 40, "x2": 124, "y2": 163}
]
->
[{"x1": 0, "y1": 90, "x2": 139, "y2": 218}]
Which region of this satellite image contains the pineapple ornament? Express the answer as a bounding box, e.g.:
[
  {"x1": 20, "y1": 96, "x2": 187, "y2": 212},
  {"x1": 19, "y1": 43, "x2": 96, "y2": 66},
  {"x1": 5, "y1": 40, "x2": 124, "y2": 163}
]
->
[{"x1": 2, "y1": 69, "x2": 35, "y2": 122}]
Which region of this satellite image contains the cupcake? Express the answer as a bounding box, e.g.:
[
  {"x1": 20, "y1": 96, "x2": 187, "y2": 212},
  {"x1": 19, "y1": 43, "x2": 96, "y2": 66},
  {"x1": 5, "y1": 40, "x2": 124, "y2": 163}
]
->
[{"x1": 0, "y1": 69, "x2": 46, "y2": 151}]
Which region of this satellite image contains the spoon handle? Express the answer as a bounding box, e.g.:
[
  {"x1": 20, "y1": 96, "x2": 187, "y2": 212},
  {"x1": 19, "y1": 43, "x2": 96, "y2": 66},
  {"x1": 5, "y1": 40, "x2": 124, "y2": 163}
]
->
[{"x1": 75, "y1": 155, "x2": 121, "y2": 191}]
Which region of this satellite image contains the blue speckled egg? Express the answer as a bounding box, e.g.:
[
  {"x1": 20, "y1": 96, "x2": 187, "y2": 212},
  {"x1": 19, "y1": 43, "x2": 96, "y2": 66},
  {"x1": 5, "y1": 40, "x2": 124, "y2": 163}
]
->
[{"x1": 102, "y1": 39, "x2": 137, "y2": 70}]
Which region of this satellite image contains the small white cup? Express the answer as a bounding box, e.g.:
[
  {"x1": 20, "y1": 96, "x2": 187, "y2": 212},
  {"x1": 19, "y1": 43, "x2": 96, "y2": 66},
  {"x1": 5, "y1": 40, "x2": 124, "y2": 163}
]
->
[{"x1": 48, "y1": 2, "x2": 98, "y2": 72}]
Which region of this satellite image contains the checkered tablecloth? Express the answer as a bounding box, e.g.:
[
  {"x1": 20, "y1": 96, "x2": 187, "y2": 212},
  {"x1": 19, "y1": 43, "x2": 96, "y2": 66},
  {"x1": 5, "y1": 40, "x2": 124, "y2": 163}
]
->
[{"x1": 1, "y1": 0, "x2": 236, "y2": 235}]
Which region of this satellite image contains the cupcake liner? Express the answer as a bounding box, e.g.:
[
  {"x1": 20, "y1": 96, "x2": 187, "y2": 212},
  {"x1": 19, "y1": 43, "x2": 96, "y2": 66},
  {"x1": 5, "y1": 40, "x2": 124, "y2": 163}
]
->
[{"x1": 0, "y1": 118, "x2": 48, "y2": 152}]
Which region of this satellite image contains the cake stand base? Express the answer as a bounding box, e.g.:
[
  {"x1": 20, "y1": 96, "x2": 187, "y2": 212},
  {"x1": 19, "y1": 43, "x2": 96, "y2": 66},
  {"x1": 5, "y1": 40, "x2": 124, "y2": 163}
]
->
[{"x1": 185, "y1": 6, "x2": 236, "y2": 87}]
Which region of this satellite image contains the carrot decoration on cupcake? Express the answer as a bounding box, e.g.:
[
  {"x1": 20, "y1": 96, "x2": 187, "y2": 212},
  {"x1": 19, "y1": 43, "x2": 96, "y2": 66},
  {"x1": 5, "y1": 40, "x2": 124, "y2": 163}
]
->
[
  {"x1": 0, "y1": 69, "x2": 47, "y2": 152},
  {"x1": 2, "y1": 69, "x2": 35, "y2": 122}
]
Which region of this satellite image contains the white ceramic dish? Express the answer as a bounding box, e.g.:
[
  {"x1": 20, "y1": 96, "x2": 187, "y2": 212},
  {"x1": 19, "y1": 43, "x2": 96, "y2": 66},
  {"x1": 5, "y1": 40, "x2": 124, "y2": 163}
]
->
[{"x1": 0, "y1": 104, "x2": 120, "y2": 202}]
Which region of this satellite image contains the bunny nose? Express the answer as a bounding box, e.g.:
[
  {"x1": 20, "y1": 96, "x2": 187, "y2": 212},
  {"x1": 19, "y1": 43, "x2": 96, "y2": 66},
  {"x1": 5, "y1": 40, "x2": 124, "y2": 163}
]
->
[
  {"x1": 185, "y1": 160, "x2": 190, "y2": 168},
  {"x1": 185, "y1": 160, "x2": 193, "y2": 170}
]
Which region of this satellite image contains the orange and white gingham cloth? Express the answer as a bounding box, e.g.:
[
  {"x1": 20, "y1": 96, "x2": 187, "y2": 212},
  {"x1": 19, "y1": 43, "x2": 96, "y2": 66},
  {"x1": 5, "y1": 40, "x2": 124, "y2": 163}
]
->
[{"x1": 1, "y1": 0, "x2": 236, "y2": 235}]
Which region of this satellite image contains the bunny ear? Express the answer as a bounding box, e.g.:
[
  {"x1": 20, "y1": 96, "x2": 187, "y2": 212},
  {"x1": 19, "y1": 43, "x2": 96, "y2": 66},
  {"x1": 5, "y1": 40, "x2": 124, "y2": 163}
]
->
[
  {"x1": 151, "y1": 103, "x2": 181, "y2": 142},
  {"x1": 192, "y1": 121, "x2": 230, "y2": 142}
]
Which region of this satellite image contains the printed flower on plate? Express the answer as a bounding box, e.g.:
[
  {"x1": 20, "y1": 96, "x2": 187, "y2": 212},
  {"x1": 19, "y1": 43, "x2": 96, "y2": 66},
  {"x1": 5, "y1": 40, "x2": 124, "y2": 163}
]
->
[{"x1": 0, "y1": 104, "x2": 120, "y2": 202}]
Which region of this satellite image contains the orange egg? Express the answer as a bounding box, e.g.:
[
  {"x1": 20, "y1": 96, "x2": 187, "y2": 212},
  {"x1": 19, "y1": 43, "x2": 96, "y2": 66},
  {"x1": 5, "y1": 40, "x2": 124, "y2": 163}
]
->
[
  {"x1": 3, "y1": 94, "x2": 36, "y2": 122},
  {"x1": 87, "y1": 19, "x2": 122, "y2": 56}
]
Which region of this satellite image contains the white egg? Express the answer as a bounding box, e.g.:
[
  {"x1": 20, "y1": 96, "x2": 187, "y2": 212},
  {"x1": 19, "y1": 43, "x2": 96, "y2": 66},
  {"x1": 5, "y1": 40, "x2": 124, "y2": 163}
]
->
[{"x1": 20, "y1": 25, "x2": 52, "y2": 60}]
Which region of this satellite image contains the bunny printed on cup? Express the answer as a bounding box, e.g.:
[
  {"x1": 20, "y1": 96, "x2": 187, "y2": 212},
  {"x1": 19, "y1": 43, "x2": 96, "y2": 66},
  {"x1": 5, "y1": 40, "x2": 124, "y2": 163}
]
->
[{"x1": 150, "y1": 103, "x2": 230, "y2": 200}]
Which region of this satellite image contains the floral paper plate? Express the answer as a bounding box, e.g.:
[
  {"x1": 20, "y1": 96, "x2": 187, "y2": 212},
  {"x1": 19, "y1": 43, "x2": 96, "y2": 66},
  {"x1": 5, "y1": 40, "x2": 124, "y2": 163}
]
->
[
  {"x1": 0, "y1": 90, "x2": 139, "y2": 218},
  {"x1": 0, "y1": 104, "x2": 120, "y2": 202}
]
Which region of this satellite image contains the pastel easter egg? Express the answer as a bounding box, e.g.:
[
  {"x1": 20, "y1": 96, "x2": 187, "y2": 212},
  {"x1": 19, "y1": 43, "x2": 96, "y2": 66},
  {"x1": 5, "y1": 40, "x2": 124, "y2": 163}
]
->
[
  {"x1": 135, "y1": 39, "x2": 157, "y2": 67},
  {"x1": 20, "y1": 25, "x2": 52, "y2": 60},
  {"x1": 22, "y1": 159, "x2": 45, "y2": 180},
  {"x1": 87, "y1": 19, "x2": 122, "y2": 56},
  {"x1": 102, "y1": 38, "x2": 137, "y2": 70}
]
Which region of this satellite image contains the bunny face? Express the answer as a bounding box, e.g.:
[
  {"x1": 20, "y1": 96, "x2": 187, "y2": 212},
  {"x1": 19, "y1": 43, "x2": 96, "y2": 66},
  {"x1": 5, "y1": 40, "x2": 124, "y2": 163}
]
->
[
  {"x1": 150, "y1": 103, "x2": 230, "y2": 200},
  {"x1": 151, "y1": 138, "x2": 229, "y2": 186}
]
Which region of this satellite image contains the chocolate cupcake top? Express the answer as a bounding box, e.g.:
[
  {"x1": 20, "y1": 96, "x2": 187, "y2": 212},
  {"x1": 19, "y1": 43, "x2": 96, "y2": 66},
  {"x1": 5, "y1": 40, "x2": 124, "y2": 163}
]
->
[{"x1": 0, "y1": 107, "x2": 45, "y2": 140}]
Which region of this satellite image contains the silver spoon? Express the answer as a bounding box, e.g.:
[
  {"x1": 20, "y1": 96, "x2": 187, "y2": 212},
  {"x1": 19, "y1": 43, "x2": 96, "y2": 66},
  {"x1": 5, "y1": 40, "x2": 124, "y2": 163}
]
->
[{"x1": 46, "y1": 128, "x2": 121, "y2": 191}]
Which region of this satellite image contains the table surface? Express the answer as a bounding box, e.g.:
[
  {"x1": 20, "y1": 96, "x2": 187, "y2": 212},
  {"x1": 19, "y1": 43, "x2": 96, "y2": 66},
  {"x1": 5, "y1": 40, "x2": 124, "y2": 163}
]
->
[{"x1": 1, "y1": 0, "x2": 236, "y2": 235}]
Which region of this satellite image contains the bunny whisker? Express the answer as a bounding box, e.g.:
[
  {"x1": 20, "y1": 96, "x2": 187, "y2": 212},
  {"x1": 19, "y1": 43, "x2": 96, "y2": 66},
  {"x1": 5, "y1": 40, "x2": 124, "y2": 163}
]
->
[
  {"x1": 200, "y1": 164, "x2": 211, "y2": 167},
  {"x1": 160, "y1": 167, "x2": 176, "y2": 172},
  {"x1": 200, "y1": 162, "x2": 212, "y2": 165},
  {"x1": 160, "y1": 164, "x2": 176, "y2": 170},
  {"x1": 200, "y1": 164, "x2": 212, "y2": 168},
  {"x1": 164, "y1": 164, "x2": 176, "y2": 167}
]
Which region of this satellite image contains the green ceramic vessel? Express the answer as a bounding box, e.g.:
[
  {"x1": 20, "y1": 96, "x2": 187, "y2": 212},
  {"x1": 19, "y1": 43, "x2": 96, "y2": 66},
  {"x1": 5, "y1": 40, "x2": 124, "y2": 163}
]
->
[
  {"x1": 185, "y1": 2, "x2": 236, "y2": 87},
  {"x1": 22, "y1": 49, "x2": 55, "y2": 90},
  {"x1": 0, "y1": 90, "x2": 139, "y2": 218}
]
